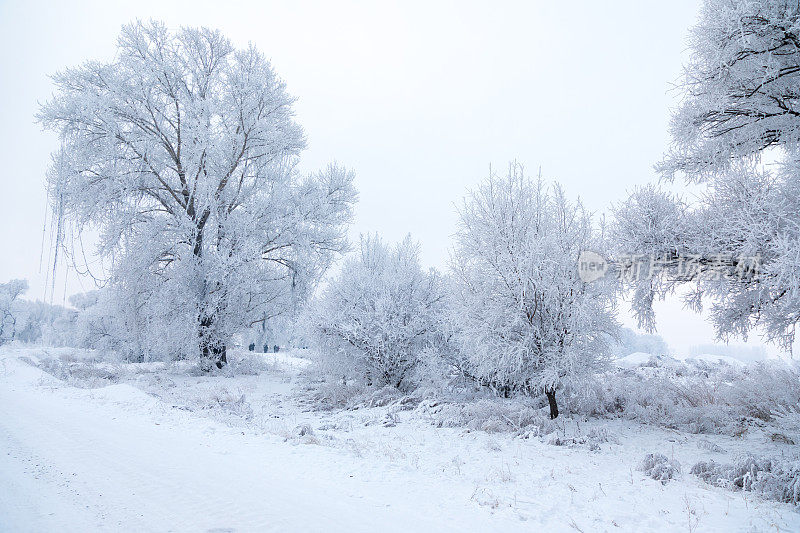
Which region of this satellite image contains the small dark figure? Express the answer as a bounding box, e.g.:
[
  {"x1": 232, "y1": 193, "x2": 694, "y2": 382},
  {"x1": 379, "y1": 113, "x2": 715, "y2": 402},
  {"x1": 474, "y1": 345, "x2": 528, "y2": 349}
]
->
[
  {"x1": 273, "y1": 345, "x2": 280, "y2": 353},
  {"x1": 263, "y1": 344, "x2": 269, "y2": 353},
  {"x1": 248, "y1": 343, "x2": 255, "y2": 352}
]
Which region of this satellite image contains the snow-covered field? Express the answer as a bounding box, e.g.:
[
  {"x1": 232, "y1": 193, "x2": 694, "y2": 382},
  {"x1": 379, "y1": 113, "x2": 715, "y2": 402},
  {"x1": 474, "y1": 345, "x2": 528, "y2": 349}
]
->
[{"x1": 1, "y1": 346, "x2": 798, "y2": 532}]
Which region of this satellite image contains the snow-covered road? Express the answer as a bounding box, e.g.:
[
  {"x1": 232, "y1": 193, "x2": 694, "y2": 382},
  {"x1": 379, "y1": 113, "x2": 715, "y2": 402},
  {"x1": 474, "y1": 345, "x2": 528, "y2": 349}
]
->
[
  {"x1": 1, "y1": 349, "x2": 799, "y2": 532},
  {"x1": 0, "y1": 355, "x2": 526, "y2": 532}
]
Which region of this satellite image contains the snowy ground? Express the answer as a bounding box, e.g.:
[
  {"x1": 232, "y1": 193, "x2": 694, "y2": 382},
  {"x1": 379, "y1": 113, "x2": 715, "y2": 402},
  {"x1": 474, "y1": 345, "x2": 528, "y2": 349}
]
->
[{"x1": 1, "y1": 346, "x2": 798, "y2": 532}]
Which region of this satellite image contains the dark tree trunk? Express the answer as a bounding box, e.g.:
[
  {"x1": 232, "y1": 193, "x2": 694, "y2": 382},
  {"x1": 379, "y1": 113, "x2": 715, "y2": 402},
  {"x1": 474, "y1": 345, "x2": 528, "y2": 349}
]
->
[
  {"x1": 193, "y1": 226, "x2": 227, "y2": 370},
  {"x1": 545, "y1": 388, "x2": 559, "y2": 419},
  {"x1": 199, "y1": 313, "x2": 227, "y2": 370},
  {"x1": 211, "y1": 342, "x2": 227, "y2": 369}
]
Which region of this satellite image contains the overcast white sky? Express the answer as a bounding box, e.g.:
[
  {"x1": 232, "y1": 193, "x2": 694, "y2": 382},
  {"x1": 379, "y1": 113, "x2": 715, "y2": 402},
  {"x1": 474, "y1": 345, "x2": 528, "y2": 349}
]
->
[{"x1": 0, "y1": 0, "x2": 783, "y2": 356}]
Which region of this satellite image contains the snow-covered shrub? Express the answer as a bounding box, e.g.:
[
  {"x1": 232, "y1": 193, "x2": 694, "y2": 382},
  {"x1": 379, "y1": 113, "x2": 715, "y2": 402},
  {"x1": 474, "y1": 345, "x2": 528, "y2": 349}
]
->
[
  {"x1": 449, "y1": 164, "x2": 618, "y2": 418},
  {"x1": 690, "y1": 460, "x2": 731, "y2": 488},
  {"x1": 586, "y1": 425, "x2": 619, "y2": 445},
  {"x1": 755, "y1": 464, "x2": 800, "y2": 505},
  {"x1": 691, "y1": 456, "x2": 800, "y2": 505},
  {"x1": 222, "y1": 350, "x2": 276, "y2": 376},
  {"x1": 544, "y1": 433, "x2": 573, "y2": 446},
  {"x1": 309, "y1": 235, "x2": 446, "y2": 391},
  {"x1": 696, "y1": 438, "x2": 725, "y2": 453},
  {"x1": 203, "y1": 390, "x2": 254, "y2": 421},
  {"x1": 543, "y1": 426, "x2": 619, "y2": 450},
  {"x1": 691, "y1": 456, "x2": 769, "y2": 492},
  {"x1": 63, "y1": 285, "x2": 196, "y2": 362},
  {"x1": 568, "y1": 359, "x2": 800, "y2": 435},
  {"x1": 724, "y1": 364, "x2": 800, "y2": 422},
  {"x1": 565, "y1": 361, "x2": 800, "y2": 436},
  {"x1": 298, "y1": 368, "x2": 365, "y2": 410},
  {"x1": 639, "y1": 453, "x2": 681, "y2": 484},
  {"x1": 35, "y1": 352, "x2": 121, "y2": 388},
  {"x1": 417, "y1": 398, "x2": 555, "y2": 436},
  {"x1": 287, "y1": 424, "x2": 319, "y2": 445}
]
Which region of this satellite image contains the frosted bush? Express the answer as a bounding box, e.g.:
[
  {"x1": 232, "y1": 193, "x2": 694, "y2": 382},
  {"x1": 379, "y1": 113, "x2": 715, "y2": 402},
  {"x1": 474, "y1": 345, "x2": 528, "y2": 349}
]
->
[
  {"x1": 299, "y1": 365, "x2": 435, "y2": 412},
  {"x1": 567, "y1": 360, "x2": 800, "y2": 435},
  {"x1": 755, "y1": 464, "x2": 800, "y2": 505},
  {"x1": 202, "y1": 391, "x2": 254, "y2": 421},
  {"x1": 691, "y1": 455, "x2": 800, "y2": 505},
  {"x1": 308, "y1": 235, "x2": 446, "y2": 392},
  {"x1": 352, "y1": 386, "x2": 409, "y2": 409},
  {"x1": 223, "y1": 350, "x2": 275, "y2": 376},
  {"x1": 543, "y1": 426, "x2": 619, "y2": 450},
  {"x1": 287, "y1": 424, "x2": 319, "y2": 445},
  {"x1": 35, "y1": 352, "x2": 123, "y2": 388},
  {"x1": 544, "y1": 433, "x2": 571, "y2": 446},
  {"x1": 639, "y1": 453, "x2": 681, "y2": 484},
  {"x1": 297, "y1": 365, "x2": 366, "y2": 410},
  {"x1": 697, "y1": 438, "x2": 725, "y2": 453},
  {"x1": 417, "y1": 398, "x2": 555, "y2": 436},
  {"x1": 690, "y1": 460, "x2": 732, "y2": 489},
  {"x1": 586, "y1": 426, "x2": 619, "y2": 445}
]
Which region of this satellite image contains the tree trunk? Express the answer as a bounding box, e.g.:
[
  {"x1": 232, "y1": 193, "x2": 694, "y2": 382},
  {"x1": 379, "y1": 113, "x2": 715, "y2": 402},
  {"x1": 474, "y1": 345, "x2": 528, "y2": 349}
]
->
[
  {"x1": 194, "y1": 225, "x2": 227, "y2": 370},
  {"x1": 545, "y1": 388, "x2": 559, "y2": 419},
  {"x1": 207, "y1": 340, "x2": 226, "y2": 369},
  {"x1": 199, "y1": 313, "x2": 227, "y2": 370}
]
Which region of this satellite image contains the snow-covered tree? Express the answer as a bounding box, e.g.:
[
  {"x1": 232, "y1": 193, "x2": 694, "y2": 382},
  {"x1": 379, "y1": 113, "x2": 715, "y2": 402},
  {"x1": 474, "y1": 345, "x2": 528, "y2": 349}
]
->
[
  {"x1": 38, "y1": 21, "x2": 357, "y2": 367},
  {"x1": 658, "y1": 0, "x2": 800, "y2": 181},
  {"x1": 617, "y1": 0, "x2": 800, "y2": 350},
  {"x1": 610, "y1": 184, "x2": 694, "y2": 334},
  {"x1": 67, "y1": 290, "x2": 137, "y2": 357},
  {"x1": 613, "y1": 327, "x2": 670, "y2": 357},
  {"x1": 309, "y1": 235, "x2": 446, "y2": 391},
  {"x1": 612, "y1": 176, "x2": 795, "y2": 347},
  {"x1": 12, "y1": 298, "x2": 77, "y2": 347},
  {"x1": 0, "y1": 279, "x2": 28, "y2": 345},
  {"x1": 449, "y1": 164, "x2": 618, "y2": 418}
]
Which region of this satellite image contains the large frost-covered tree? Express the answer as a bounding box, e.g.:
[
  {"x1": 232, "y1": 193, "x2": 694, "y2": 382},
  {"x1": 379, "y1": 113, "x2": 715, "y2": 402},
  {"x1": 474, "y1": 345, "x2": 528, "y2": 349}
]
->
[
  {"x1": 38, "y1": 21, "x2": 357, "y2": 367},
  {"x1": 658, "y1": 0, "x2": 800, "y2": 181},
  {"x1": 617, "y1": 0, "x2": 800, "y2": 350},
  {"x1": 449, "y1": 164, "x2": 618, "y2": 418},
  {"x1": 309, "y1": 235, "x2": 446, "y2": 391}
]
